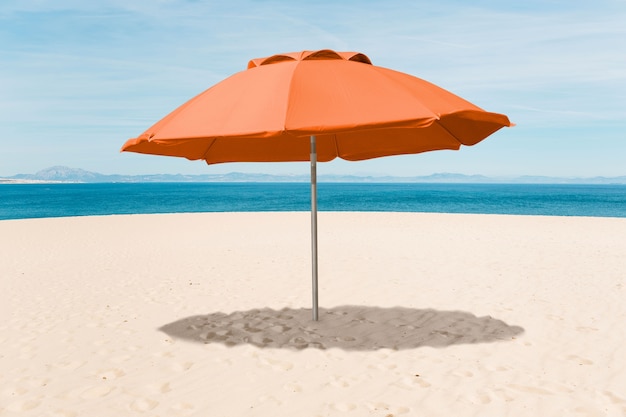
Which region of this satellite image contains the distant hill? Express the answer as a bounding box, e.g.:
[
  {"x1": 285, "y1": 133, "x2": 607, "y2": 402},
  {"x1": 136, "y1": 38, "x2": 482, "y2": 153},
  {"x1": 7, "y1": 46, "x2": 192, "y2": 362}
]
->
[{"x1": 2, "y1": 166, "x2": 626, "y2": 184}]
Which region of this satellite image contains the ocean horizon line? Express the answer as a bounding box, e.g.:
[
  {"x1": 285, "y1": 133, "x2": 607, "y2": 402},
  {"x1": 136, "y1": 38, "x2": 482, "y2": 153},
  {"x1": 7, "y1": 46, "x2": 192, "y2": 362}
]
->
[{"x1": 2, "y1": 166, "x2": 626, "y2": 185}]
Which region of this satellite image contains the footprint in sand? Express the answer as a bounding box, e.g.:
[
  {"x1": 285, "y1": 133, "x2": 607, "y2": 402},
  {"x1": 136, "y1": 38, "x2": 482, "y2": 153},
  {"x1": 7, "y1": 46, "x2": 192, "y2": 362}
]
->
[
  {"x1": 1, "y1": 386, "x2": 27, "y2": 397},
  {"x1": 373, "y1": 352, "x2": 390, "y2": 360},
  {"x1": 153, "y1": 350, "x2": 175, "y2": 358},
  {"x1": 565, "y1": 354, "x2": 594, "y2": 365},
  {"x1": 574, "y1": 405, "x2": 609, "y2": 416},
  {"x1": 492, "y1": 388, "x2": 515, "y2": 402},
  {"x1": 5, "y1": 399, "x2": 42, "y2": 412},
  {"x1": 330, "y1": 402, "x2": 357, "y2": 412},
  {"x1": 170, "y1": 361, "x2": 194, "y2": 372},
  {"x1": 130, "y1": 397, "x2": 159, "y2": 412},
  {"x1": 576, "y1": 326, "x2": 599, "y2": 333},
  {"x1": 283, "y1": 382, "x2": 303, "y2": 393},
  {"x1": 18, "y1": 346, "x2": 36, "y2": 360},
  {"x1": 604, "y1": 390, "x2": 626, "y2": 405},
  {"x1": 467, "y1": 390, "x2": 492, "y2": 405},
  {"x1": 81, "y1": 385, "x2": 115, "y2": 399},
  {"x1": 171, "y1": 402, "x2": 196, "y2": 414},
  {"x1": 257, "y1": 395, "x2": 282, "y2": 405},
  {"x1": 145, "y1": 382, "x2": 172, "y2": 394}
]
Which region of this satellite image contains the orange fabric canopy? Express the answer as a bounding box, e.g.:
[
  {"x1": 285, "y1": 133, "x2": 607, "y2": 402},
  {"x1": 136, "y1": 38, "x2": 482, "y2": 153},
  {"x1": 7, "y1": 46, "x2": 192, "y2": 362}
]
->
[{"x1": 121, "y1": 49, "x2": 511, "y2": 164}]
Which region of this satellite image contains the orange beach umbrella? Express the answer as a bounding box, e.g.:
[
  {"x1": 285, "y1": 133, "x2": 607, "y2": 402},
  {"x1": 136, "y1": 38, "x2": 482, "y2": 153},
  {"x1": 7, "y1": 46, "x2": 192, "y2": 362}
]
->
[{"x1": 121, "y1": 49, "x2": 512, "y2": 320}]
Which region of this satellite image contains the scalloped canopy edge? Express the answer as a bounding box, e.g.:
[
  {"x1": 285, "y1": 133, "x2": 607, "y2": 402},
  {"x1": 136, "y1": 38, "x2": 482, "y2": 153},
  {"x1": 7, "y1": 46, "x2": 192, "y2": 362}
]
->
[{"x1": 247, "y1": 49, "x2": 372, "y2": 69}]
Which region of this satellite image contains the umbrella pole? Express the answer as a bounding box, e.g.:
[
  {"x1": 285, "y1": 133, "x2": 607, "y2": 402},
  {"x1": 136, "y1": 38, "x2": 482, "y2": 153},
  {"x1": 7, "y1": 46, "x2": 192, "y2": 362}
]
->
[{"x1": 310, "y1": 135, "x2": 319, "y2": 321}]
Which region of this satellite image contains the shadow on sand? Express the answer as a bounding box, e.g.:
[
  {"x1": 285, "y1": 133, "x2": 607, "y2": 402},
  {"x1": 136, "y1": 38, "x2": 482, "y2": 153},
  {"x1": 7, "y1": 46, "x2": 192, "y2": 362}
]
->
[{"x1": 160, "y1": 305, "x2": 524, "y2": 351}]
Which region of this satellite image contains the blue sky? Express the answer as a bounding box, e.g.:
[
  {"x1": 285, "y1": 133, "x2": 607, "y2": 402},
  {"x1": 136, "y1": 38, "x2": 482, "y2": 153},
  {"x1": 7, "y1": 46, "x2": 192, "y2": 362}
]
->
[{"x1": 1, "y1": 0, "x2": 625, "y2": 178}]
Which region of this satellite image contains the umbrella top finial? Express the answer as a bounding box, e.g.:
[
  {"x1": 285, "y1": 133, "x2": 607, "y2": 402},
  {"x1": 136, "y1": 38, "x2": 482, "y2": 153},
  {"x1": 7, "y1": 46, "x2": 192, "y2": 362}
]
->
[{"x1": 247, "y1": 49, "x2": 372, "y2": 69}]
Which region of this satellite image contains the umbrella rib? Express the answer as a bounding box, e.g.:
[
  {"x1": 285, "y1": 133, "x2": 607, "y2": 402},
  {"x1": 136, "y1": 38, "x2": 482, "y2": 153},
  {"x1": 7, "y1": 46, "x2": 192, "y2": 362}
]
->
[
  {"x1": 432, "y1": 119, "x2": 463, "y2": 147},
  {"x1": 332, "y1": 133, "x2": 341, "y2": 159},
  {"x1": 200, "y1": 138, "x2": 218, "y2": 161},
  {"x1": 282, "y1": 63, "x2": 299, "y2": 135}
]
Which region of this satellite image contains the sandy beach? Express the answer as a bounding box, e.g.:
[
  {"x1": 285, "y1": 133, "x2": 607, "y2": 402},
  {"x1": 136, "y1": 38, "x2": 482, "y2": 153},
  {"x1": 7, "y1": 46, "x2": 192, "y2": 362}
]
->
[{"x1": 1, "y1": 212, "x2": 625, "y2": 416}]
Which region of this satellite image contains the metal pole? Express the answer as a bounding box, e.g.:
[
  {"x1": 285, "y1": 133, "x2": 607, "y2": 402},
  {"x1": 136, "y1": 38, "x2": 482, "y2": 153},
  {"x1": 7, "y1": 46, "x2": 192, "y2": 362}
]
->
[{"x1": 310, "y1": 135, "x2": 319, "y2": 321}]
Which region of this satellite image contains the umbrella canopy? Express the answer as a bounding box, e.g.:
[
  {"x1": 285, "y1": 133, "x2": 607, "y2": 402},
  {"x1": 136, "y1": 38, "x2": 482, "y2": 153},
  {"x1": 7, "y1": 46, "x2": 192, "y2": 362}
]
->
[
  {"x1": 121, "y1": 49, "x2": 512, "y2": 321},
  {"x1": 122, "y1": 49, "x2": 511, "y2": 163}
]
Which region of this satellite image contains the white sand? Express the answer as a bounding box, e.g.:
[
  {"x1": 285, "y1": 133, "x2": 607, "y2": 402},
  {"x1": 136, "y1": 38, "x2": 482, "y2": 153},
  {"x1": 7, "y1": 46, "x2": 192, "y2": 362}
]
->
[{"x1": 1, "y1": 212, "x2": 625, "y2": 416}]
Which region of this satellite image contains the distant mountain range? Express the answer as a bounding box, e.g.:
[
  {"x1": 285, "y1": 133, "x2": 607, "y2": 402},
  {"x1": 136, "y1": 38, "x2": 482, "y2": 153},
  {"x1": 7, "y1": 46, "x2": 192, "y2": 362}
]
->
[{"x1": 2, "y1": 166, "x2": 626, "y2": 184}]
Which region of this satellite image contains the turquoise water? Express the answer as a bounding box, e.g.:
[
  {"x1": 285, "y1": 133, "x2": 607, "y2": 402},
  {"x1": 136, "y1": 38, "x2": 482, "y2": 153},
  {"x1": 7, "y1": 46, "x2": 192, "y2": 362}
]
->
[{"x1": 1, "y1": 182, "x2": 626, "y2": 220}]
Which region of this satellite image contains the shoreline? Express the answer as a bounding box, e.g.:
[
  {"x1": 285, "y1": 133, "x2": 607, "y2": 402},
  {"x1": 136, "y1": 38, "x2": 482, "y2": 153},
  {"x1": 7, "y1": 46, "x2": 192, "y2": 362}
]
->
[
  {"x1": 3, "y1": 211, "x2": 626, "y2": 224},
  {"x1": 3, "y1": 208, "x2": 626, "y2": 223},
  {"x1": 1, "y1": 212, "x2": 625, "y2": 415}
]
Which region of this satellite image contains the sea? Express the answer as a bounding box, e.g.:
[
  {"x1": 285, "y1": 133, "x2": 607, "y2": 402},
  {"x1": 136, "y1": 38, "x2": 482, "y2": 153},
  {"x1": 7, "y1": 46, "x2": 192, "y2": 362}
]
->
[{"x1": 1, "y1": 182, "x2": 626, "y2": 221}]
